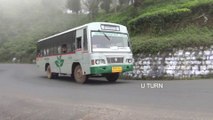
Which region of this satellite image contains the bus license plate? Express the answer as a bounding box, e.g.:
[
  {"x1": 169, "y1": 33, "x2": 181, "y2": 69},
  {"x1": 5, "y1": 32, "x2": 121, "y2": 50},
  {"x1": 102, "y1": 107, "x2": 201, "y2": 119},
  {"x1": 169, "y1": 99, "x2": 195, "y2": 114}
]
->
[{"x1": 112, "y1": 66, "x2": 122, "y2": 73}]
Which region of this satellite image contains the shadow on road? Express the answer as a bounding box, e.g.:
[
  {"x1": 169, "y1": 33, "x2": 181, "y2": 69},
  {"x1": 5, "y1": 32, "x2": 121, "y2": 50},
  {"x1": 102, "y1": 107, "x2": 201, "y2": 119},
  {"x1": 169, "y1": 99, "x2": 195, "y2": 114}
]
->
[
  {"x1": 39, "y1": 76, "x2": 129, "y2": 85},
  {"x1": 85, "y1": 79, "x2": 128, "y2": 85}
]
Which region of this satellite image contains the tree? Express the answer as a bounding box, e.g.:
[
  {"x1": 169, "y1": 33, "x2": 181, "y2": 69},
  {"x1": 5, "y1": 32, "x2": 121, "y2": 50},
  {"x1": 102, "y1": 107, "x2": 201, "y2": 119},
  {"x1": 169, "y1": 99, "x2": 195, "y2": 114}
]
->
[
  {"x1": 41, "y1": 0, "x2": 64, "y2": 11},
  {"x1": 119, "y1": 0, "x2": 129, "y2": 5},
  {"x1": 110, "y1": 0, "x2": 119, "y2": 13},
  {"x1": 67, "y1": 0, "x2": 81, "y2": 14},
  {"x1": 101, "y1": 0, "x2": 111, "y2": 13},
  {"x1": 133, "y1": 0, "x2": 142, "y2": 7},
  {"x1": 82, "y1": 0, "x2": 100, "y2": 19}
]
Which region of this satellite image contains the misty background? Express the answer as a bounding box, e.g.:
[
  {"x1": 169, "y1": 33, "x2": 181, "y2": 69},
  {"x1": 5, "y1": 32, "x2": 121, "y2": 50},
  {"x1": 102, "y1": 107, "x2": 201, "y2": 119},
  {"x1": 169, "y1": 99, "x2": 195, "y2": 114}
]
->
[
  {"x1": 0, "y1": 0, "x2": 212, "y2": 63},
  {"x1": 0, "y1": 0, "x2": 137, "y2": 63},
  {"x1": 0, "y1": 0, "x2": 89, "y2": 62}
]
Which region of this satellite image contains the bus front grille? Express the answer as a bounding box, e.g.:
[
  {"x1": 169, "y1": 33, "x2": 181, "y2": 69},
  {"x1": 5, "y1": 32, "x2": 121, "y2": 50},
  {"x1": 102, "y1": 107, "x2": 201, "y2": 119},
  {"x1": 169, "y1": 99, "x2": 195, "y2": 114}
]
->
[{"x1": 107, "y1": 57, "x2": 123, "y2": 64}]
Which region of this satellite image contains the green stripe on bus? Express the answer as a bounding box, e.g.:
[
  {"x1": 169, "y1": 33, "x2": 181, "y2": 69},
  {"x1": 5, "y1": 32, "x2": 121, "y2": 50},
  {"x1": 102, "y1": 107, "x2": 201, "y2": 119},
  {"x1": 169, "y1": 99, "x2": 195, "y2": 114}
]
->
[{"x1": 90, "y1": 65, "x2": 133, "y2": 74}]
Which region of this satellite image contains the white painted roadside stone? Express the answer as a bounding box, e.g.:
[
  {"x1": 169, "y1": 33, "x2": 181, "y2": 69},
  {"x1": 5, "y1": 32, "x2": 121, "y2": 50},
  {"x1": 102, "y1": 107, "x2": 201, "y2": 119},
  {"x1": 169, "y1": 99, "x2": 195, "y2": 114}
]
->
[
  {"x1": 185, "y1": 52, "x2": 190, "y2": 56},
  {"x1": 204, "y1": 50, "x2": 211, "y2": 56},
  {"x1": 123, "y1": 46, "x2": 213, "y2": 79}
]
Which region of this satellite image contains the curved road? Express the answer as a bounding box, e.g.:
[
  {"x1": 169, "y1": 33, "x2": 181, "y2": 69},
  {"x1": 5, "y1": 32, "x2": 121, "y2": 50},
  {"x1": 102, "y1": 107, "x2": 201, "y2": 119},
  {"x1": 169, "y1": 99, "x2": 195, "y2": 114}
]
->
[{"x1": 0, "y1": 64, "x2": 213, "y2": 120}]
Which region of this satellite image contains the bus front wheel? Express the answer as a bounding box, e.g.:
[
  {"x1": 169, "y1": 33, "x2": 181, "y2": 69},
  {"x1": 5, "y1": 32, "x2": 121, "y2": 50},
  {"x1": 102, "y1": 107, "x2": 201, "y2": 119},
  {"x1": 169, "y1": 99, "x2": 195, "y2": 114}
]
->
[
  {"x1": 105, "y1": 73, "x2": 119, "y2": 82},
  {"x1": 47, "y1": 65, "x2": 58, "y2": 79},
  {"x1": 74, "y1": 65, "x2": 87, "y2": 84}
]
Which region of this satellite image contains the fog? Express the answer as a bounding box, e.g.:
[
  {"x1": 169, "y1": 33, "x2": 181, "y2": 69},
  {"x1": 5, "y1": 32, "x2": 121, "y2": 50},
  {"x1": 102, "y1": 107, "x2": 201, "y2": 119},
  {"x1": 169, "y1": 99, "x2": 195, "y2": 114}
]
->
[
  {"x1": 0, "y1": 0, "x2": 70, "y2": 38},
  {"x1": 0, "y1": 0, "x2": 66, "y2": 18},
  {"x1": 0, "y1": 0, "x2": 87, "y2": 44},
  {"x1": 0, "y1": 0, "x2": 89, "y2": 62},
  {"x1": 0, "y1": 0, "x2": 66, "y2": 10}
]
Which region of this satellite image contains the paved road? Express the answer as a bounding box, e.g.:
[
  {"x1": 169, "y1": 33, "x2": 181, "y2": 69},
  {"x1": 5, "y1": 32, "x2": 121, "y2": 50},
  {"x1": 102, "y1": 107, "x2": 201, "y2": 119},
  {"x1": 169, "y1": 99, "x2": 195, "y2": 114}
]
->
[{"x1": 0, "y1": 64, "x2": 213, "y2": 120}]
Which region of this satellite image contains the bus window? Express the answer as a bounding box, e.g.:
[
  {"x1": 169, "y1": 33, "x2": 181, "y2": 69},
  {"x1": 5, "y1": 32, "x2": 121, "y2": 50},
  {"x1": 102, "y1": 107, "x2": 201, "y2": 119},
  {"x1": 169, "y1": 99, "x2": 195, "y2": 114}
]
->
[
  {"x1": 83, "y1": 29, "x2": 88, "y2": 51},
  {"x1": 71, "y1": 43, "x2": 75, "y2": 52},
  {"x1": 49, "y1": 47, "x2": 53, "y2": 55},
  {"x1": 61, "y1": 44, "x2": 67, "y2": 53},
  {"x1": 46, "y1": 49, "x2": 49, "y2": 56},
  {"x1": 76, "y1": 37, "x2": 82, "y2": 49},
  {"x1": 37, "y1": 50, "x2": 41, "y2": 57},
  {"x1": 68, "y1": 30, "x2": 76, "y2": 52},
  {"x1": 57, "y1": 46, "x2": 61, "y2": 54},
  {"x1": 43, "y1": 49, "x2": 47, "y2": 56}
]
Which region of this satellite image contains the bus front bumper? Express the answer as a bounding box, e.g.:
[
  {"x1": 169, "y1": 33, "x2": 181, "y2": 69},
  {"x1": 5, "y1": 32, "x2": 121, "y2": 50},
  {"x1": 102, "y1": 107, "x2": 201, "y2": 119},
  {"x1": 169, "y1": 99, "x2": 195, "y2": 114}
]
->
[{"x1": 90, "y1": 65, "x2": 133, "y2": 74}]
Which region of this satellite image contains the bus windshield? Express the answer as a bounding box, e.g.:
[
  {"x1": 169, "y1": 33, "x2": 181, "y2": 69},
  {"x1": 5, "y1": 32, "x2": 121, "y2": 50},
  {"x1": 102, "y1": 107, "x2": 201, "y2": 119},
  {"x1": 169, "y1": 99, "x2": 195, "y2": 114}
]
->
[{"x1": 91, "y1": 31, "x2": 129, "y2": 49}]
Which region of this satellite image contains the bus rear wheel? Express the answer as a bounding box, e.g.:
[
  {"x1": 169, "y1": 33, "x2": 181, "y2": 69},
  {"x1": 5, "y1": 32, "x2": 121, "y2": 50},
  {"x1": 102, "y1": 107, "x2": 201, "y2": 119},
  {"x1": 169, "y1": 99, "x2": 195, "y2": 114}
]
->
[
  {"x1": 74, "y1": 65, "x2": 87, "y2": 84},
  {"x1": 105, "y1": 73, "x2": 119, "y2": 82},
  {"x1": 47, "y1": 65, "x2": 58, "y2": 79}
]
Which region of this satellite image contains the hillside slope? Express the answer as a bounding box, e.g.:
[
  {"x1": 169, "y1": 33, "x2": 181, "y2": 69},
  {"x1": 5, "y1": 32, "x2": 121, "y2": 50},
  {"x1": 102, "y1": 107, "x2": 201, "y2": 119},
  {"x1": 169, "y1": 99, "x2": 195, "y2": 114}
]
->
[
  {"x1": 96, "y1": 0, "x2": 213, "y2": 54},
  {"x1": 0, "y1": 0, "x2": 212, "y2": 62},
  {"x1": 0, "y1": 4, "x2": 88, "y2": 63}
]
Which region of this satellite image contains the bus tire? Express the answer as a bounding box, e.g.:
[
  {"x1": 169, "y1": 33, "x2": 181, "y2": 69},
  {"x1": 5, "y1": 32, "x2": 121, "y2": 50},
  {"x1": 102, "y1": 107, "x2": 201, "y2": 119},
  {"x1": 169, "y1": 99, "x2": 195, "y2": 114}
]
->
[
  {"x1": 105, "y1": 73, "x2": 119, "y2": 82},
  {"x1": 47, "y1": 65, "x2": 58, "y2": 79},
  {"x1": 74, "y1": 65, "x2": 87, "y2": 84}
]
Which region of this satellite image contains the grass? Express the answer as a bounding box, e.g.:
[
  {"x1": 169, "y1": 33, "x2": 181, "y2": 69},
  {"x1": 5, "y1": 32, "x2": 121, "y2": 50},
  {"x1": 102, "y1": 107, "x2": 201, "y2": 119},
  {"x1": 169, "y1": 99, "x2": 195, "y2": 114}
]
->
[
  {"x1": 1, "y1": 0, "x2": 212, "y2": 62},
  {"x1": 131, "y1": 26, "x2": 213, "y2": 54},
  {"x1": 95, "y1": 0, "x2": 213, "y2": 55},
  {"x1": 128, "y1": 0, "x2": 213, "y2": 34}
]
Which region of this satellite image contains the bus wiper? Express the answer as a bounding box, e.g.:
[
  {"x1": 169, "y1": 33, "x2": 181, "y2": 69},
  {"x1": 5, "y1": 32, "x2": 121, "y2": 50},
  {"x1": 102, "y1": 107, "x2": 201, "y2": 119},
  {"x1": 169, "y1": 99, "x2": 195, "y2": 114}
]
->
[
  {"x1": 98, "y1": 30, "x2": 111, "y2": 41},
  {"x1": 104, "y1": 33, "x2": 111, "y2": 41}
]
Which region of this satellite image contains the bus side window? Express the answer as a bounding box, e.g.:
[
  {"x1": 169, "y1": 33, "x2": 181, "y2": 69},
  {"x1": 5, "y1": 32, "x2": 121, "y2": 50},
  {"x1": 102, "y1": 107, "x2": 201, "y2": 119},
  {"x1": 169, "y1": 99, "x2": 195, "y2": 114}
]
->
[
  {"x1": 67, "y1": 44, "x2": 71, "y2": 53},
  {"x1": 76, "y1": 37, "x2": 82, "y2": 49},
  {"x1": 61, "y1": 44, "x2": 67, "y2": 53},
  {"x1": 58, "y1": 46, "x2": 61, "y2": 54},
  {"x1": 50, "y1": 47, "x2": 54, "y2": 55},
  {"x1": 83, "y1": 29, "x2": 88, "y2": 51},
  {"x1": 71, "y1": 43, "x2": 75, "y2": 52},
  {"x1": 46, "y1": 49, "x2": 49, "y2": 56},
  {"x1": 70, "y1": 30, "x2": 76, "y2": 52},
  {"x1": 37, "y1": 50, "x2": 41, "y2": 57},
  {"x1": 43, "y1": 49, "x2": 47, "y2": 56}
]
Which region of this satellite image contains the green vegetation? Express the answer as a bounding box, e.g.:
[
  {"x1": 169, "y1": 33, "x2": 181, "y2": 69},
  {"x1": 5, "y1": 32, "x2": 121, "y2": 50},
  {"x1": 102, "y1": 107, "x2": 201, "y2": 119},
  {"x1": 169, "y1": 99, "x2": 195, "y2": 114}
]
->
[
  {"x1": 96, "y1": 0, "x2": 213, "y2": 54},
  {"x1": 0, "y1": 13, "x2": 88, "y2": 62},
  {"x1": 128, "y1": 0, "x2": 213, "y2": 34},
  {"x1": 0, "y1": 0, "x2": 212, "y2": 63},
  {"x1": 0, "y1": 0, "x2": 89, "y2": 63},
  {"x1": 132, "y1": 26, "x2": 213, "y2": 54}
]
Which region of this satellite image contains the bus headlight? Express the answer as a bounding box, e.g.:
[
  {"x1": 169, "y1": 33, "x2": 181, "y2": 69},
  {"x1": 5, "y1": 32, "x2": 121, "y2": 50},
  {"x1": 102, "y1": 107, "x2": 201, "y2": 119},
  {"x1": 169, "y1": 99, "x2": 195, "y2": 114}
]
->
[
  {"x1": 93, "y1": 59, "x2": 105, "y2": 65},
  {"x1": 126, "y1": 59, "x2": 133, "y2": 63},
  {"x1": 95, "y1": 60, "x2": 100, "y2": 64}
]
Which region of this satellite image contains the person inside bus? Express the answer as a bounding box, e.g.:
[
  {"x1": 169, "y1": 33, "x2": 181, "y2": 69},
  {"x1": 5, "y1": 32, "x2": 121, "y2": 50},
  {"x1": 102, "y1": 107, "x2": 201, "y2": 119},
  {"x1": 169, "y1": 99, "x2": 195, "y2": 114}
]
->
[
  {"x1": 37, "y1": 50, "x2": 42, "y2": 57},
  {"x1": 61, "y1": 44, "x2": 67, "y2": 53}
]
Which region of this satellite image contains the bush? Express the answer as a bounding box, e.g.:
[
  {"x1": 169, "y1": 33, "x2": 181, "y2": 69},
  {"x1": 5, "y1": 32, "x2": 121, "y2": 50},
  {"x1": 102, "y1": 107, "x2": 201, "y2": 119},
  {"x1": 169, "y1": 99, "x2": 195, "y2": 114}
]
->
[
  {"x1": 131, "y1": 26, "x2": 213, "y2": 54},
  {"x1": 128, "y1": 0, "x2": 213, "y2": 34},
  {"x1": 128, "y1": 8, "x2": 191, "y2": 34}
]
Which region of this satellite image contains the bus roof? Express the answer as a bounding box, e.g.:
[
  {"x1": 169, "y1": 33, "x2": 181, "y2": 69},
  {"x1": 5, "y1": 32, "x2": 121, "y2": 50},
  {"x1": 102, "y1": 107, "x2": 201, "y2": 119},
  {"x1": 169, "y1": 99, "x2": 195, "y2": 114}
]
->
[{"x1": 37, "y1": 22, "x2": 127, "y2": 43}]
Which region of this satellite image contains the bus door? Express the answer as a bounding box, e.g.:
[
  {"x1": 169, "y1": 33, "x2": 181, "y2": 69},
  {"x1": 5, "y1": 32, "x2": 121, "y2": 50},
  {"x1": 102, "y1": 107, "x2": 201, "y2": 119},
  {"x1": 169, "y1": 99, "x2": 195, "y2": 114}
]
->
[
  {"x1": 82, "y1": 28, "x2": 90, "y2": 75},
  {"x1": 75, "y1": 28, "x2": 90, "y2": 75},
  {"x1": 75, "y1": 29, "x2": 83, "y2": 63}
]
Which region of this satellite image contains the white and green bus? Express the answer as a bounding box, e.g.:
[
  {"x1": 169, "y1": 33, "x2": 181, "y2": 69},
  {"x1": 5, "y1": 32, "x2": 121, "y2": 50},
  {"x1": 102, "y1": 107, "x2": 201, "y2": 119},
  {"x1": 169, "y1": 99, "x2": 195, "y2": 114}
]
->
[{"x1": 36, "y1": 22, "x2": 133, "y2": 83}]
